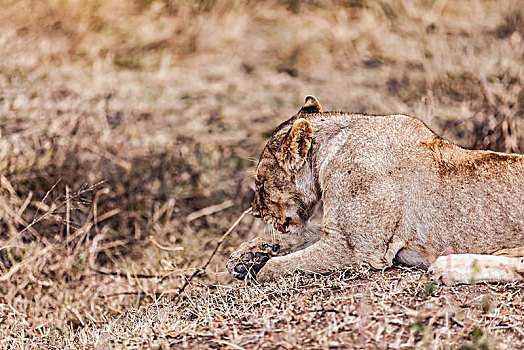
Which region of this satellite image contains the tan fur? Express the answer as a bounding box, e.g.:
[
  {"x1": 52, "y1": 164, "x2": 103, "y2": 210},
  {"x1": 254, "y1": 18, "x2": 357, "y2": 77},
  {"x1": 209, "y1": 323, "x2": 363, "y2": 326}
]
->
[
  {"x1": 279, "y1": 118, "x2": 314, "y2": 175},
  {"x1": 227, "y1": 97, "x2": 524, "y2": 285}
]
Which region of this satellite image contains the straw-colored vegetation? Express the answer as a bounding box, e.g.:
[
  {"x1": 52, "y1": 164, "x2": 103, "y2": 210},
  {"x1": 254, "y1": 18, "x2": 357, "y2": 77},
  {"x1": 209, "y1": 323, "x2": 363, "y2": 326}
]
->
[{"x1": 0, "y1": 0, "x2": 523, "y2": 348}]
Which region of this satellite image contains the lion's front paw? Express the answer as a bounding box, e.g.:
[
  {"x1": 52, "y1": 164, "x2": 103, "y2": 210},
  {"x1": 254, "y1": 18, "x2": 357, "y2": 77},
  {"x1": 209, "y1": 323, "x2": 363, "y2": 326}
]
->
[
  {"x1": 255, "y1": 259, "x2": 288, "y2": 283},
  {"x1": 226, "y1": 237, "x2": 280, "y2": 280}
]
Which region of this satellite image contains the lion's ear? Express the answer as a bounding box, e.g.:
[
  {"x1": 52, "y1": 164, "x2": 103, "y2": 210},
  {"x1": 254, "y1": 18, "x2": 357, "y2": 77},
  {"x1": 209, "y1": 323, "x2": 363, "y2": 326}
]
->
[
  {"x1": 298, "y1": 95, "x2": 322, "y2": 114},
  {"x1": 279, "y1": 118, "x2": 313, "y2": 175}
]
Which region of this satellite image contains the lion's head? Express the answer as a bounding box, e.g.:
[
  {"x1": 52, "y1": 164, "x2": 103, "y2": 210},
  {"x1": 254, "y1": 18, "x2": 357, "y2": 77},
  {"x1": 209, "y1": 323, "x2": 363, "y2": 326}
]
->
[{"x1": 252, "y1": 96, "x2": 322, "y2": 234}]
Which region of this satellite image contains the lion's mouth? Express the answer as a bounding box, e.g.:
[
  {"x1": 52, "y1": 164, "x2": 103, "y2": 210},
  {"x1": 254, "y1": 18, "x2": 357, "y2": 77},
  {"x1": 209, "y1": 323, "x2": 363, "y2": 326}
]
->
[{"x1": 273, "y1": 217, "x2": 291, "y2": 233}]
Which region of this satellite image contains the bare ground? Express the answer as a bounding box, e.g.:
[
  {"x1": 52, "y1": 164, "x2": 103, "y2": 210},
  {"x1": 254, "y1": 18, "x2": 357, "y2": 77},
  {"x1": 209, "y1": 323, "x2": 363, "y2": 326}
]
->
[{"x1": 0, "y1": 0, "x2": 523, "y2": 348}]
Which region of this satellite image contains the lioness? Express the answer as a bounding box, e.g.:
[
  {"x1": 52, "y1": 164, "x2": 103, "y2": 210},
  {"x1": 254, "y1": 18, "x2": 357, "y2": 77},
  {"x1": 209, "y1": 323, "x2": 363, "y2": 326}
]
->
[{"x1": 227, "y1": 96, "x2": 524, "y2": 285}]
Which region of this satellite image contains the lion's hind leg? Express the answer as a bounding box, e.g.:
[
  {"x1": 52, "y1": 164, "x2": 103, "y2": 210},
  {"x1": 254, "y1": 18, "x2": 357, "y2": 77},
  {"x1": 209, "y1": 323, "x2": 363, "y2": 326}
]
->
[
  {"x1": 428, "y1": 253, "x2": 524, "y2": 286},
  {"x1": 493, "y1": 246, "x2": 524, "y2": 258}
]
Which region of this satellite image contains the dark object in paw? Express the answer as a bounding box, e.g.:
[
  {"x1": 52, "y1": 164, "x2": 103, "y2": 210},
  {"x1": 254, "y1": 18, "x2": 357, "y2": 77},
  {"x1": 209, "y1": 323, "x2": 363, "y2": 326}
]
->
[
  {"x1": 233, "y1": 251, "x2": 272, "y2": 279},
  {"x1": 234, "y1": 264, "x2": 247, "y2": 274},
  {"x1": 262, "y1": 243, "x2": 280, "y2": 253},
  {"x1": 255, "y1": 252, "x2": 269, "y2": 264}
]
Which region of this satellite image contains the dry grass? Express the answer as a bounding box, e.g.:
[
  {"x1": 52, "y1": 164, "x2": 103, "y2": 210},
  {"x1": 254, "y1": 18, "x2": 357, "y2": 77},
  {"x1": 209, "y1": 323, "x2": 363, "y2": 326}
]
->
[
  {"x1": 90, "y1": 268, "x2": 523, "y2": 349},
  {"x1": 0, "y1": 0, "x2": 523, "y2": 348}
]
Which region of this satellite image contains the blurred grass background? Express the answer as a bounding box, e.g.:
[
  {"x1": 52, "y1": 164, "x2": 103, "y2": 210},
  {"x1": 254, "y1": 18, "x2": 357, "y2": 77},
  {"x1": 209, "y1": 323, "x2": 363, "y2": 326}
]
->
[{"x1": 0, "y1": 0, "x2": 523, "y2": 347}]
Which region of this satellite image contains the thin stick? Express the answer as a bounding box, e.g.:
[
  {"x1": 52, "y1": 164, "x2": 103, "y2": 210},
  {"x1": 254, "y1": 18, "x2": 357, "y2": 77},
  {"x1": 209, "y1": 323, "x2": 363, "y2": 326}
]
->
[
  {"x1": 85, "y1": 144, "x2": 132, "y2": 171},
  {"x1": 186, "y1": 200, "x2": 234, "y2": 222},
  {"x1": 92, "y1": 267, "x2": 165, "y2": 279},
  {"x1": 16, "y1": 191, "x2": 32, "y2": 218},
  {"x1": 66, "y1": 185, "x2": 71, "y2": 252},
  {"x1": 150, "y1": 235, "x2": 184, "y2": 251},
  {"x1": 174, "y1": 207, "x2": 252, "y2": 304},
  {"x1": 32, "y1": 179, "x2": 61, "y2": 222}
]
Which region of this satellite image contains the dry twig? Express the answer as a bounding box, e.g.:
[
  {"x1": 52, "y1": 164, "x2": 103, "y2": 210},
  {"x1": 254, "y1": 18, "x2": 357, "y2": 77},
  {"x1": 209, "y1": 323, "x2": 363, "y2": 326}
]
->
[
  {"x1": 174, "y1": 207, "x2": 252, "y2": 303},
  {"x1": 186, "y1": 200, "x2": 234, "y2": 222}
]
